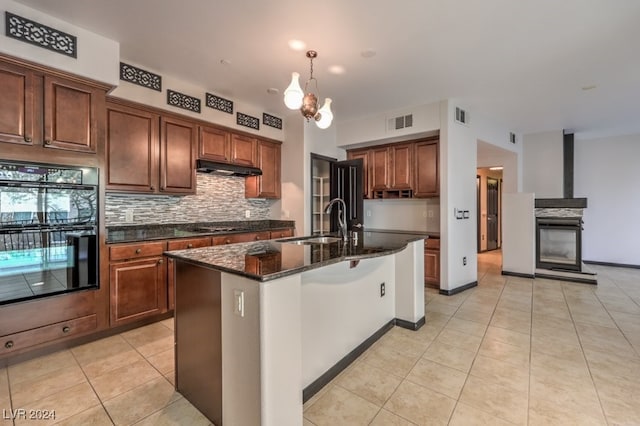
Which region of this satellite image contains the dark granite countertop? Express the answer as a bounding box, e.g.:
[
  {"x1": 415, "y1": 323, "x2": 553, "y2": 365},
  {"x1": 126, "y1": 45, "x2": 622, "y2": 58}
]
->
[
  {"x1": 106, "y1": 220, "x2": 295, "y2": 244},
  {"x1": 165, "y1": 230, "x2": 427, "y2": 282},
  {"x1": 367, "y1": 228, "x2": 439, "y2": 238}
]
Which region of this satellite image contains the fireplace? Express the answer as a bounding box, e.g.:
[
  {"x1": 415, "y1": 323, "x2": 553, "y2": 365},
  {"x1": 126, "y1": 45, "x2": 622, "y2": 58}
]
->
[{"x1": 536, "y1": 217, "x2": 582, "y2": 271}]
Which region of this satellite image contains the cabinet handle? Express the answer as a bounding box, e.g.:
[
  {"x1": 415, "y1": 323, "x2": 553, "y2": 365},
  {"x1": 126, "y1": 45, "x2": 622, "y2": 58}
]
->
[
  {"x1": 62, "y1": 326, "x2": 70, "y2": 333},
  {"x1": 44, "y1": 139, "x2": 51, "y2": 145},
  {"x1": 158, "y1": 259, "x2": 164, "y2": 264},
  {"x1": 225, "y1": 239, "x2": 231, "y2": 244},
  {"x1": 255, "y1": 236, "x2": 260, "y2": 240},
  {"x1": 187, "y1": 244, "x2": 193, "y2": 248},
  {"x1": 4, "y1": 340, "x2": 14, "y2": 349},
  {"x1": 135, "y1": 248, "x2": 142, "y2": 254},
  {"x1": 24, "y1": 136, "x2": 32, "y2": 142}
]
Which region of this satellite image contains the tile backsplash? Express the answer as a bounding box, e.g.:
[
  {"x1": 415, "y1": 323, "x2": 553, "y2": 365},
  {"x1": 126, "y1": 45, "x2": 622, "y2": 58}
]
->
[{"x1": 105, "y1": 174, "x2": 275, "y2": 225}]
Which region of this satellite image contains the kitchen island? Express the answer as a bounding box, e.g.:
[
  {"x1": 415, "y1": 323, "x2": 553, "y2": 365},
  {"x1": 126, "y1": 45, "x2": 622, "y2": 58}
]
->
[{"x1": 165, "y1": 230, "x2": 426, "y2": 426}]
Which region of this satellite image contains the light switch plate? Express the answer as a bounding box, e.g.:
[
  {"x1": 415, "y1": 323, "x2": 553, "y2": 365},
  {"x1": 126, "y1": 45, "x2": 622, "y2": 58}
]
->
[{"x1": 233, "y1": 289, "x2": 244, "y2": 317}]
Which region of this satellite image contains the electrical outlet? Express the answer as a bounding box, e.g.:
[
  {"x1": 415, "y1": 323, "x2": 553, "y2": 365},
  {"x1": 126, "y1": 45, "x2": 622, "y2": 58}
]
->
[
  {"x1": 124, "y1": 209, "x2": 134, "y2": 222},
  {"x1": 366, "y1": 210, "x2": 371, "y2": 217},
  {"x1": 245, "y1": 210, "x2": 251, "y2": 218},
  {"x1": 380, "y1": 282, "x2": 385, "y2": 297},
  {"x1": 463, "y1": 257, "x2": 467, "y2": 266},
  {"x1": 428, "y1": 210, "x2": 434, "y2": 218},
  {"x1": 233, "y1": 289, "x2": 245, "y2": 317},
  {"x1": 422, "y1": 210, "x2": 427, "y2": 218}
]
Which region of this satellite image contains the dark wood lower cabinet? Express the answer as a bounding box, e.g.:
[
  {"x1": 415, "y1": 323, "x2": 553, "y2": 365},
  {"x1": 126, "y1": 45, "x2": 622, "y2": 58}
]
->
[
  {"x1": 109, "y1": 256, "x2": 167, "y2": 327},
  {"x1": 424, "y1": 238, "x2": 440, "y2": 288}
]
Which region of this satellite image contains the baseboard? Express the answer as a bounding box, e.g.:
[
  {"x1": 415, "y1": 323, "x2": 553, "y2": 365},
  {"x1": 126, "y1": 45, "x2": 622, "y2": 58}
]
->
[
  {"x1": 535, "y1": 272, "x2": 597, "y2": 285},
  {"x1": 584, "y1": 260, "x2": 640, "y2": 269},
  {"x1": 439, "y1": 281, "x2": 478, "y2": 296},
  {"x1": 502, "y1": 270, "x2": 535, "y2": 279},
  {"x1": 395, "y1": 316, "x2": 425, "y2": 331},
  {"x1": 302, "y1": 319, "x2": 395, "y2": 403}
]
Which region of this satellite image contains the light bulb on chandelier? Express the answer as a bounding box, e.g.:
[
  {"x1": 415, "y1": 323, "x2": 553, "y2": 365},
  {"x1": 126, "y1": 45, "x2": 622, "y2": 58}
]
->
[{"x1": 284, "y1": 50, "x2": 333, "y2": 129}]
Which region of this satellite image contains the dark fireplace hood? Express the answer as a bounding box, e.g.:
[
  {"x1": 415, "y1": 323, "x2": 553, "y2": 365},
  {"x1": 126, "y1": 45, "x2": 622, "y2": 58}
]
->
[
  {"x1": 196, "y1": 159, "x2": 262, "y2": 176},
  {"x1": 535, "y1": 131, "x2": 587, "y2": 209}
]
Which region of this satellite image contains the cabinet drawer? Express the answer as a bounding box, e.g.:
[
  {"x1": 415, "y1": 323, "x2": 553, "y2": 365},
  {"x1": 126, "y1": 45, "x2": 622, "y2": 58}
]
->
[
  {"x1": 1, "y1": 314, "x2": 97, "y2": 355},
  {"x1": 167, "y1": 237, "x2": 212, "y2": 251},
  {"x1": 211, "y1": 231, "x2": 271, "y2": 245},
  {"x1": 110, "y1": 241, "x2": 166, "y2": 261},
  {"x1": 270, "y1": 229, "x2": 293, "y2": 239},
  {"x1": 425, "y1": 238, "x2": 440, "y2": 250}
]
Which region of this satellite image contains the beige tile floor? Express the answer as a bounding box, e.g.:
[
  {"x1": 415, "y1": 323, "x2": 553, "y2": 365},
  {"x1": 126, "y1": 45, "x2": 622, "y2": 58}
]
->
[{"x1": 1, "y1": 251, "x2": 639, "y2": 425}]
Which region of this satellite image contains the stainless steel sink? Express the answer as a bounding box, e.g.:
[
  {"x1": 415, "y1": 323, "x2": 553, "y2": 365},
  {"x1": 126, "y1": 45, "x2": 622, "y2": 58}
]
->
[{"x1": 278, "y1": 236, "x2": 343, "y2": 244}]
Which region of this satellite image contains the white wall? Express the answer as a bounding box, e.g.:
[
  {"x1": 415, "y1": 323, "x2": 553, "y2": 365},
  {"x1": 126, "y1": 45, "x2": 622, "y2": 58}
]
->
[
  {"x1": 0, "y1": 0, "x2": 119, "y2": 86},
  {"x1": 575, "y1": 133, "x2": 640, "y2": 265},
  {"x1": 279, "y1": 116, "x2": 305, "y2": 228},
  {"x1": 523, "y1": 131, "x2": 564, "y2": 198},
  {"x1": 502, "y1": 193, "x2": 535, "y2": 275},
  {"x1": 363, "y1": 199, "x2": 440, "y2": 233},
  {"x1": 439, "y1": 100, "x2": 478, "y2": 291},
  {"x1": 111, "y1": 59, "x2": 283, "y2": 142}
]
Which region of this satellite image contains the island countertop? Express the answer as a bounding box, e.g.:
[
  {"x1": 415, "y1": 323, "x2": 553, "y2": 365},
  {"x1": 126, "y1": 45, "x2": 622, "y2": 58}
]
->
[{"x1": 164, "y1": 230, "x2": 427, "y2": 281}]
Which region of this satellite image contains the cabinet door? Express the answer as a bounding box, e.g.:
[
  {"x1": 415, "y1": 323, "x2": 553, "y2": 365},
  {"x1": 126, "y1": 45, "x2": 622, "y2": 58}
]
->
[
  {"x1": 110, "y1": 257, "x2": 167, "y2": 326},
  {"x1": 211, "y1": 231, "x2": 271, "y2": 245},
  {"x1": 424, "y1": 250, "x2": 440, "y2": 287},
  {"x1": 43, "y1": 75, "x2": 103, "y2": 153},
  {"x1": 0, "y1": 61, "x2": 35, "y2": 145},
  {"x1": 270, "y1": 228, "x2": 294, "y2": 239},
  {"x1": 106, "y1": 102, "x2": 159, "y2": 192},
  {"x1": 390, "y1": 143, "x2": 413, "y2": 189},
  {"x1": 230, "y1": 133, "x2": 257, "y2": 166},
  {"x1": 370, "y1": 147, "x2": 390, "y2": 190},
  {"x1": 414, "y1": 140, "x2": 439, "y2": 197},
  {"x1": 347, "y1": 149, "x2": 370, "y2": 199},
  {"x1": 246, "y1": 140, "x2": 281, "y2": 199},
  {"x1": 161, "y1": 116, "x2": 197, "y2": 194},
  {"x1": 199, "y1": 125, "x2": 230, "y2": 162}
]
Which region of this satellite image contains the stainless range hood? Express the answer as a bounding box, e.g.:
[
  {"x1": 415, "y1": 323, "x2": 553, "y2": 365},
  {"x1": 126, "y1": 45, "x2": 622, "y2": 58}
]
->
[{"x1": 196, "y1": 159, "x2": 262, "y2": 176}]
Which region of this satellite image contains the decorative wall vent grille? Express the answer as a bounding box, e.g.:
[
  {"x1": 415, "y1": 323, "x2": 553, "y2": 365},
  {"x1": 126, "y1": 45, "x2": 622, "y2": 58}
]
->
[
  {"x1": 387, "y1": 114, "x2": 413, "y2": 131},
  {"x1": 509, "y1": 132, "x2": 517, "y2": 144},
  {"x1": 262, "y1": 113, "x2": 282, "y2": 130},
  {"x1": 5, "y1": 12, "x2": 77, "y2": 58},
  {"x1": 206, "y1": 93, "x2": 233, "y2": 114},
  {"x1": 237, "y1": 112, "x2": 259, "y2": 130},
  {"x1": 120, "y1": 62, "x2": 162, "y2": 91},
  {"x1": 455, "y1": 107, "x2": 468, "y2": 125},
  {"x1": 167, "y1": 90, "x2": 201, "y2": 113}
]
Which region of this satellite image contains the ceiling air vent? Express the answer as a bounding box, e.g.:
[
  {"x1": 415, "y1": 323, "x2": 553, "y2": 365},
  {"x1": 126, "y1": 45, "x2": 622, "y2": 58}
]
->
[
  {"x1": 454, "y1": 107, "x2": 468, "y2": 125},
  {"x1": 387, "y1": 114, "x2": 413, "y2": 131},
  {"x1": 509, "y1": 132, "x2": 517, "y2": 144}
]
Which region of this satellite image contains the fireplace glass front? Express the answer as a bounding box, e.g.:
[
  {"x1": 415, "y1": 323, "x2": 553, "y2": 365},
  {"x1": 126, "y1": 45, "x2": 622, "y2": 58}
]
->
[{"x1": 536, "y1": 217, "x2": 582, "y2": 271}]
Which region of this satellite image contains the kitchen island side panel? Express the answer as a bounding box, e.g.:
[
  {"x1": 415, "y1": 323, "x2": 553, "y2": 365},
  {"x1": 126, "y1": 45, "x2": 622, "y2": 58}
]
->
[
  {"x1": 174, "y1": 262, "x2": 223, "y2": 426},
  {"x1": 395, "y1": 241, "x2": 425, "y2": 324}
]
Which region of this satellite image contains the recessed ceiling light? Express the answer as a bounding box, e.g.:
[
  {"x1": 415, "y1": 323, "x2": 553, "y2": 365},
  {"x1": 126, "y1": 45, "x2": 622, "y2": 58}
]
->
[
  {"x1": 220, "y1": 59, "x2": 232, "y2": 65},
  {"x1": 361, "y1": 49, "x2": 376, "y2": 58},
  {"x1": 288, "y1": 39, "x2": 306, "y2": 51},
  {"x1": 581, "y1": 85, "x2": 597, "y2": 91},
  {"x1": 328, "y1": 65, "x2": 345, "y2": 75},
  {"x1": 267, "y1": 88, "x2": 279, "y2": 95}
]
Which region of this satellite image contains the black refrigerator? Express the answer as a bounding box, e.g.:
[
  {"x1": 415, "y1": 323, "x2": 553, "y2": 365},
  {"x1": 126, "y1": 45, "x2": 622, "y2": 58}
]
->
[{"x1": 310, "y1": 154, "x2": 364, "y2": 234}]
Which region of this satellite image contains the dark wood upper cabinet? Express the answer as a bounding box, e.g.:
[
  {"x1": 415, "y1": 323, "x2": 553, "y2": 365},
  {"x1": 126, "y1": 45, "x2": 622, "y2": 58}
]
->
[
  {"x1": 346, "y1": 136, "x2": 439, "y2": 199},
  {"x1": 370, "y1": 146, "x2": 390, "y2": 190},
  {"x1": 161, "y1": 116, "x2": 197, "y2": 194},
  {"x1": 199, "y1": 125, "x2": 230, "y2": 162},
  {"x1": 389, "y1": 143, "x2": 413, "y2": 189},
  {"x1": 106, "y1": 99, "x2": 196, "y2": 195},
  {"x1": 414, "y1": 139, "x2": 439, "y2": 197},
  {"x1": 246, "y1": 139, "x2": 281, "y2": 199},
  {"x1": 43, "y1": 75, "x2": 102, "y2": 153},
  {"x1": 106, "y1": 102, "x2": 159, "y2": 193},
  {"x1": 230, "y1": 133, "x2": 257, "y2": 166},
  {"x1": 0, "y1": 60, "x2": 35, "y2": 145},
  {"x1": 0, "y1": 55, "x2": 108, "y2": 154}
]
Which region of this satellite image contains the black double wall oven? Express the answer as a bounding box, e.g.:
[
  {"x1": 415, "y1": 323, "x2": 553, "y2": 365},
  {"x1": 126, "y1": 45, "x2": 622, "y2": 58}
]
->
[{"x1": 0, "y1": 160, "x2": 99, "y2": 305}]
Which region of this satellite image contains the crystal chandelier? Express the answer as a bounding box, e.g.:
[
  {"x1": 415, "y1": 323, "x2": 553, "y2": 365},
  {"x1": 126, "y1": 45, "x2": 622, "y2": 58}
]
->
[{"x1": 284, "y1": 50, "x2": 333, "y2": 129}]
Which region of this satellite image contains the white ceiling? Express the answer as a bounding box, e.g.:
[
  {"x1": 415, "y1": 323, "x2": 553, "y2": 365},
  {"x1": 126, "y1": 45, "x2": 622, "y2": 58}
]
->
[{"x1": 16, "y1": 0, "x2": 640, "y2": 138}]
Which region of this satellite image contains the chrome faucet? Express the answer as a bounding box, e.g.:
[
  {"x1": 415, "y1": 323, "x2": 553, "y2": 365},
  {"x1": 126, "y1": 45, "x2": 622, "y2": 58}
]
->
[{"x1": 324, "y1": 198, "x2": 348, "y2": 242}]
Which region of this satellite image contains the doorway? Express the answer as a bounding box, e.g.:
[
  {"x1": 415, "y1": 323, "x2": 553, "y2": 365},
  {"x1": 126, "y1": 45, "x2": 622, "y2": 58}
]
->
[
  {"x1": 476, "y1": 168, "x2": 502, "y2": 252},
  {"x1": 486, "y1": 177, "x2": 499, "y2": 250}
]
